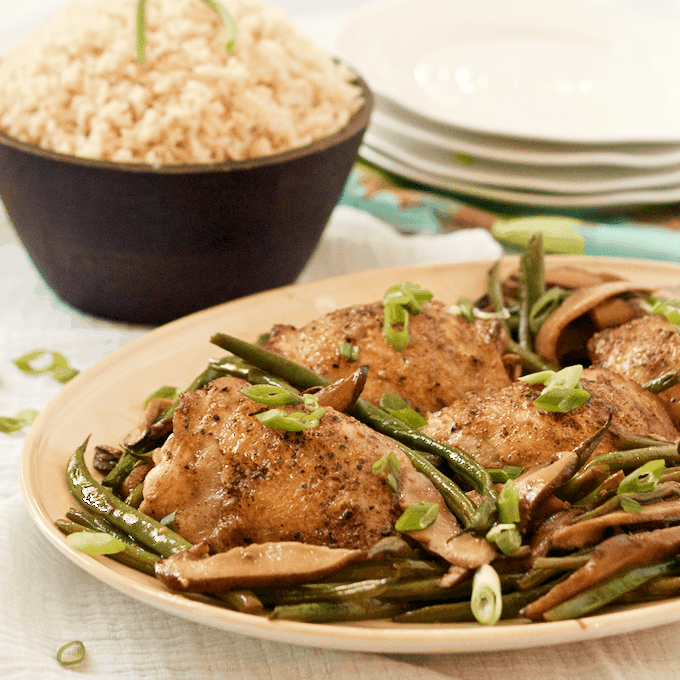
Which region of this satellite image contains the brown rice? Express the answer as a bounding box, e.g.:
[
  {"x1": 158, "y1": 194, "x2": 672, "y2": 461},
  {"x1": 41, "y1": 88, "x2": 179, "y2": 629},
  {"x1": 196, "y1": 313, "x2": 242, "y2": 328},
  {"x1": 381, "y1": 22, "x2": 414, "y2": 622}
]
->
[{"x1": 0, "y1": 0, "x2": 363, "y2": 164}]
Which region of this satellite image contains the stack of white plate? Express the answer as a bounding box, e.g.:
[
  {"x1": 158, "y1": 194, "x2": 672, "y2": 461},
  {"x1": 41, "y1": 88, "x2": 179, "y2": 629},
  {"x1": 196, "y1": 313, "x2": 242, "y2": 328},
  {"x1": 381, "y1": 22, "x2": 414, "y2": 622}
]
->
[{"x1": 334, "y1": 0, "x2": 680, "y2": 209}]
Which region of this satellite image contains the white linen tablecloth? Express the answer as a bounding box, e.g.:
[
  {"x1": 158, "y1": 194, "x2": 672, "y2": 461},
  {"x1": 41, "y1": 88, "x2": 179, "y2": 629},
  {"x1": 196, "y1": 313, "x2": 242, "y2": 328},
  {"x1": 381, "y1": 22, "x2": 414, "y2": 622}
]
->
[
  {"x1": 4, "y1": 0, "x2": 680, "y2": 677},
  {"x1": 5, "y1": 198, "x2": 680, "y2": 680}
]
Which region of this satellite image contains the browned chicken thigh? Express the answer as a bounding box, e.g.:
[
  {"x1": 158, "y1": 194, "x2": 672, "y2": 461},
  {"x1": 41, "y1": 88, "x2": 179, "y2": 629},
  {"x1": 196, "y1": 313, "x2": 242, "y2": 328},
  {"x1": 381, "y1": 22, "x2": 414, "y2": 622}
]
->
[
  {"x1": 262, "y1": 299, "x2": 511, "y2": 414},
  {"x1": 141, "y1": 376, "x2": 405, "y2": 552},
  {"x1": 587, "y1": 314, "x2": 680, "y2": 428},
  {"x1": 422, "y1": 367, "x2": 678, "y2": 472}
]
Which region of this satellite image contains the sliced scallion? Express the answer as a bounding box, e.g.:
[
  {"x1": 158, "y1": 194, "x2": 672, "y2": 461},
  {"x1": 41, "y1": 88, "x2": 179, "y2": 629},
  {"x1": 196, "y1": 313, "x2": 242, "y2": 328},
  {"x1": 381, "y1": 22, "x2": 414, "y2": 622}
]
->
[
  {"x1": 486, "y1": 523, "x2": 522, "y2": 555},
  {"x1": 338, "y1": 342, "x2": 359, "y2": 362},
  {"x1": 0, "y1": 408, "x2": 39, "y2": 434},
  {"x1": 382, "y1": 282, "x2": 433, "y2": 351},
  {"x1": 14, "y1": 349, "x2": 78, "y2": 383},
  {"x1": 497, "y1": 480, "x2": 520, "y2": 524},
  {"x1": 372, "y1": 451, "x2": 401, "y2": 493},
  {"x1": 520, "y1": 365, "x2": 590, "y2": 413},
  {"x1": 618, "y1": 459, "x2": 665, "y2": 495},
  {"x1": 394, "y1": 501, "x2": 439, "y2": 532},
  {"x1": 488, "y1": 465, "x2": 524, "y2": 483},
  {"x1": 57, "y1": 640, "x2": 86, "y2": 667},
  {"x1": 255, "y1": 407, "x2": 325, "y2": 432},
  {"x1": 470, "y1": 564, "x2": 502, "y2": 625},
  {"x1": 240, "y1": 384, "x2": 301, "y2": 406},
  {"x1": 379, "y1": 392, "x2": 427, "y2": 429},
  {"x1": 66, "y1": 532, "x2": 127, "y2": 556}
]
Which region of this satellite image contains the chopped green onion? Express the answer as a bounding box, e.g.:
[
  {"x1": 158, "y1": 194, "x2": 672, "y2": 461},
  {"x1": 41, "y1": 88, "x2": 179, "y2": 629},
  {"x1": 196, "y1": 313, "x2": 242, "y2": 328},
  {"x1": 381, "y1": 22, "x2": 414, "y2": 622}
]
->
[
  {"x1": 619, "y1": 494, "x2": 644, "y2": 514},
  {"x1": 338, "y1": 342, "x2": 359, "y2": 362},
  {"x1": 160, "y1": 509, "x2": 177, "y2": 529},
  {"x1": 383, "y1": 300, "x2": 410, "y2": 351},
  {"x1": 395, "y1": 501, "x2": 439, "y2": 532},
  {"x1": 470, "y1": 564, "x2": 502, "y2": 625},
  {"x1": 14, "y1": 349, "x2": 79, "y2": 383},
  {"x1": 372, "y1": 452, "x2": 401, "y2": 493},
  {"x1": 0, "y1": 408, "x2": 39, "y2": 434},
  {"x1": 255, "y1": 407, "x2": 325, "y2": 432},
  {"x1": 532, "y1": 387, "x2": 590, "y2": 413},
  {"x1": 520, "y1": 365, "x2": 590, "y2": 413},
  {"x1": 646, "y1": 297, "x2": 680, "y2": 325},
  {"x1": 136, "y1": 0, "x2": 237, "y2": 62},
  {"x1": 618, "y1": 459, "x2": 665, "y2": 495},
  {"x1": 57, "y1": 640, "x2": 86, "y2": 667},
  {"x1": 486, "y1": 523, "x2": 522, "y2": 555},
  {"x1": 528, "y1": 287, "x2": 570, "y2": 334},
  {"x1": 379, "y1": 392, "x2": 427, "y2": 429},
  {"x1": 66, "y1": 532, "x2": 127, "y2": 556},
  {"x1": 455, "y1": 297, "x2": 476, "y2": 323},
  {"x1": 498, "y1": 480, "x2": 520, "y2": 524},
  {"x1": 144, "y1": 385, "x2": 181, "y2": 405},
  {"x1": 382, "y1": 282, "x2": 433, "y2": 351},
  {"x1": 488, "y1": 465, "x2": 524, "y2": 483},
  {"x1": 240, "y1": 384, "x2": 301, "y2": 406}
]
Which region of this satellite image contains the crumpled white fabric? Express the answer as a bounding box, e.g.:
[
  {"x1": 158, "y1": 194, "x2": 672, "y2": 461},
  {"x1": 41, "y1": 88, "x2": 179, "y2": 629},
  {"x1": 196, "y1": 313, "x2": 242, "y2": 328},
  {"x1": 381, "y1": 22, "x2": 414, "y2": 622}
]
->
[{"x1": 3, "y1": 205, "x2": 680, "y2": 679}]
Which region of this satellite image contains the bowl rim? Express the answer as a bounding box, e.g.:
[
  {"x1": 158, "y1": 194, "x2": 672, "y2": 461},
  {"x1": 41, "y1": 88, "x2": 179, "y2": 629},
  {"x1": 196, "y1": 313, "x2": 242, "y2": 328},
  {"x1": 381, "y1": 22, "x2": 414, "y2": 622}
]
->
[{"x1": 0, "y1": 68, "x2": 373, "y2": 175}]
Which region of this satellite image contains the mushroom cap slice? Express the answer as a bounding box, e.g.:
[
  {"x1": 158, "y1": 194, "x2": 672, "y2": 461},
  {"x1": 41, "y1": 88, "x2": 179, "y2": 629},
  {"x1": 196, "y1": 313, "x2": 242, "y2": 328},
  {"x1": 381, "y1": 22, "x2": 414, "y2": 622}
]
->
[
  {"x1": 535, "y1": 281, "x2": 650, "y2": 366},
  {"x1": 155, "y1": 542, "x2": 367, "y2": 593}
]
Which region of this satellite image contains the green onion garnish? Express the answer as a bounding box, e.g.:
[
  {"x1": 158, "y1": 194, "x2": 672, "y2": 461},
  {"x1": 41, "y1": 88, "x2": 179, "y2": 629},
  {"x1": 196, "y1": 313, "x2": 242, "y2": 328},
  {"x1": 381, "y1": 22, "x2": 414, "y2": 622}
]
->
[
  {"x1": 0, "y1": 408, "x2": 39, "y2": 434},
  {"x1": 455, "y1": 296, "x2": 476, "y2": 323},
  {"x1": 645, "y1": 297, "x2": 680, "y2": 325},
  {"x1": 486, "y1": 523, "x2": 522, "y2": 555},
  {"x1": 528, "y1": 286, "x2": 570, "y2": 335},
  {"x1": 470, "y1": 564, "x2": 502, "y2": 625},
  {"x1": 57, "y1": 640, "x2": 86, "y2": 667},
  {"x1": 619, "y1": 494, "x2": 644, "y2": 514},
  {"x1": 136, "y1": 0, "x2": 237, "y2": 62},
  {"x1": 520, "y1": 365, "x2": 590, "y2": 413},
  {"x1": 13, "y1": 349, "x2": 79, "y2": 383},
  {"x1": 379, "y1": 392, "x2": 427, "y2": 429},
  {"x1": 382, "y1": 282, "x2": 433, "y2": 351},
  {"x1": 498, "y1": 480, "x2": 520, "y2": 524},
  {"x1": 160, "y1": 509, "x2": 177, "y2": 529},
  {"x1": 488, "y1": 465, "x2": 524, "y2": 483},
  {"x1": 255, "y1": 407, "x2": 325, "y2": 432},
  {"x1": 617, "y1": 459, "x2": 665, "y2": 495},
  {"x1": 66, "y1": 532, "x2": 127, "y2": 556},
  {"x1": 372, "y1": 451, "x2": 401, "y2": 493},
  {"x1": 338, "y1": 341, "x2": 359, "y2": 362},
  {"x1": 394, "y1": 501, "x2": 439, "y2": 532},
  {"x1": 240, "y1": 384, "x2": 302, "y2": 406}
]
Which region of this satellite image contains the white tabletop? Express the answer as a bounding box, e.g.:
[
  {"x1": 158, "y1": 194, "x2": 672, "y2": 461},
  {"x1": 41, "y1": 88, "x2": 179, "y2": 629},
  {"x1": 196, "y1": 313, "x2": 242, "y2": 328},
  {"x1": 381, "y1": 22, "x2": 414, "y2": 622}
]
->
[{"x1": 2, "y1": 1, "x2": 680, "y2": 678}]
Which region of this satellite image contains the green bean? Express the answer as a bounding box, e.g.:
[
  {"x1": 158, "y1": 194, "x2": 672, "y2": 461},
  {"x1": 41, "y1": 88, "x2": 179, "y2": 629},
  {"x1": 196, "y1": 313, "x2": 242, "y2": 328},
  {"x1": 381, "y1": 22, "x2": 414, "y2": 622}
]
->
[
  {"x1": 259, "y1": 578, "x2": 391, "y2": 606},
  {"x1": 516, "y1": 234, "x2": 545, "y2": 351},
  {"x1": 505, "y1": 339, "x2": 557, "y2": 373},
  {"x1": 66, "y1": 437, "x2": 191, "y2": 558},
  {"x1": 65, "y1": 507, "x2": 131, "y2": 541},
  {"x1": 269, "y1": 598, "x2": 405, "y2": 622},
  {"x1": 583, "y1": 444, "x2": 680, "y2": 474},
  {"x1": 55, "y1": 519, "x2": 160, "y2": 576},
  {"x1": 101, "y1": 450, "x2": 139, "y2": 489},
  {"x1": 397, "y1": 444, "x2": 480, "y2": 528},
  {"x1": 210, "y1": 333, "x2": 496, "y2": 503},
  {"x1": 556, "y1": 464, "x2": 609, "y2": 504},
  {"x1": 486, "y1": 260, "x2": 511, "y2": 336},
  {"x1": 393, "y1": 580, "x2": 555, "y2": 623},
  {"x1": 643, "y1": 369, "x2": 680, "y2": 394},
  {"x1": 542, "y1": 559, "x2": 679, "y2": 621},
  {"x1": 617, "y1": 434, "x2": 674, "y2": 450}
]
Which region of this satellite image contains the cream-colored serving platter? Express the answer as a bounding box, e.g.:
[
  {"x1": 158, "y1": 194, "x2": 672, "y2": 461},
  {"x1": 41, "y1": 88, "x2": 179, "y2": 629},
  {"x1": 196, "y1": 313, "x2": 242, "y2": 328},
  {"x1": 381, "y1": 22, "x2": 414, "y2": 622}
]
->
[{"x1": 20, "y1": 256, "x2": 680, "y2": 654}]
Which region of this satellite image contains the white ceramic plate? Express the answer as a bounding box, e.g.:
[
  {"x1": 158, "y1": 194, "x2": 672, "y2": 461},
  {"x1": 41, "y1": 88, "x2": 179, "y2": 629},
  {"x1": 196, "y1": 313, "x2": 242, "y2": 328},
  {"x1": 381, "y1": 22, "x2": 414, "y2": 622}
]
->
[
  {"x1": 364, "y1": 128, "x2": 680, "y2": 194},
  {"x1": 370, "y1": 103, "x2": 680, "y2": 170},
  {"x1": 336, "y1": 0, "x2": 680, "y2": 143},
  {"x1": 359, "y1": 144, "x2": 680, "y2": 209},
  {"x1": 19, "y1": 256, "x2": 680, "y2": 653}
]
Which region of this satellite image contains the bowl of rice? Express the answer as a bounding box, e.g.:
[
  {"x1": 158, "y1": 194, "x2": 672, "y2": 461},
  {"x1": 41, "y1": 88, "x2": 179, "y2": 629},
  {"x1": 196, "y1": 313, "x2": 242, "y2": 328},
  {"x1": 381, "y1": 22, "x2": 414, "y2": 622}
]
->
[{"x1": 0, "y1": 0, "x2": 372, "y2": 325}]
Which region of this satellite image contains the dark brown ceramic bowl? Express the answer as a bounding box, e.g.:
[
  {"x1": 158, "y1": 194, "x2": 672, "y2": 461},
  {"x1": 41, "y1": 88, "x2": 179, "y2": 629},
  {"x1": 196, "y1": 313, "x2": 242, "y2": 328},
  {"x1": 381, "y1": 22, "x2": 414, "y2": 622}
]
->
[{"x1": 0, "y1": 74, "x2": 372, "y2": 325}]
